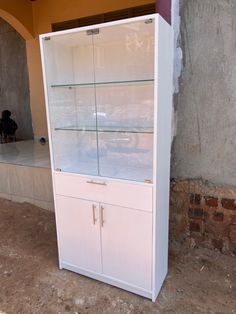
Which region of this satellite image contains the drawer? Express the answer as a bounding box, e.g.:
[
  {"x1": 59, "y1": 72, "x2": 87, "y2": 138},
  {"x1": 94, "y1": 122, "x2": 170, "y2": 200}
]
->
[{"x1": 54, "y1": 172, "x2": 152, "y2": 212}]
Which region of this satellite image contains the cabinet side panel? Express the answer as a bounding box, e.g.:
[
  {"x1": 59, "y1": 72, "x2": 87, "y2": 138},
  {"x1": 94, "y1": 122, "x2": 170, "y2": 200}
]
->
[
  {"x1": 153, "y1": 16, "x2": 173, "y2": 301},
  {"x1": 39, "y1": 36, "x2": 63, "y2": 267}
]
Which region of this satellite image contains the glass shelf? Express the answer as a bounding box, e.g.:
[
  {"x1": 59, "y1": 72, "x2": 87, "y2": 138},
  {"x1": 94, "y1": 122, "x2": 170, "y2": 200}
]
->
[
  {"x1": 51, "y1": 79, "x2": 154, "y2": 88},
  {"x1": 43, "y1": 17, "x2": 155, "y2": 182},
  {"x1": 54, "y1": 126, "x2": 154, "y2": 134}
]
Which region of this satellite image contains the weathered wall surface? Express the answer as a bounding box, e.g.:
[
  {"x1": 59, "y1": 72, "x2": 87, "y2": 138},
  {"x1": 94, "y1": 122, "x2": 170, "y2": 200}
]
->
[
  {"x1": 170, "y1": 0, "x2": 236, "y2": 254},
  {"x1": 172, "y1": 0, "x2": 236, "y2": 187},
  {"x1": 0, "y1": 18, "x2": 33, "y2": 140}
]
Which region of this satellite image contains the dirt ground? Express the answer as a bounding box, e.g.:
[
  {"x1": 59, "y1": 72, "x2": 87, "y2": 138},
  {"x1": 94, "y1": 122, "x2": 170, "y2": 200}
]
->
[{"x1": 0, "y1": 198, "x2": 235, "y2": 314}]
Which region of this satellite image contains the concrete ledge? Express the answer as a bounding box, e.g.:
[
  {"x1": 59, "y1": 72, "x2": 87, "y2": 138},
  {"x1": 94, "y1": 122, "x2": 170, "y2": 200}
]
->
[{"x1": 0, "y1": 163, "x2": 54, "y2": 211}]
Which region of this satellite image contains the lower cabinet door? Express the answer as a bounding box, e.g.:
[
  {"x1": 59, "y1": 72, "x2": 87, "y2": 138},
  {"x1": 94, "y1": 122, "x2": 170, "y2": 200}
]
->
[
  {"x1": 56, "y1": 195, "x2": 102, "y2": 273},
  {"x1": 101, "y1": 204, "x2": 152, "y2": 290}
]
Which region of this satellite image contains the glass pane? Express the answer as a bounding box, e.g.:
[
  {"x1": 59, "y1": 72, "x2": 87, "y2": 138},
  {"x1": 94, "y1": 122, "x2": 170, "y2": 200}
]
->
[
  {"x1": 42, "y1": 31, "x2": 99, "y2": 175},
  {"x1": 95, "y1": 84, "x2": 154, "y2": 130},
  {"x1": 98, "y1": 132, "x2": 153, "y2": 182},
  {"x1": 93, "y1": 20, "x2": 154, "y2": 82},
  {"x1": 93, "y1": 19, "x2": 154, "y2": 182},
  {"x1": 51, "y1": 130, "x2": 98, "y2": 175}
]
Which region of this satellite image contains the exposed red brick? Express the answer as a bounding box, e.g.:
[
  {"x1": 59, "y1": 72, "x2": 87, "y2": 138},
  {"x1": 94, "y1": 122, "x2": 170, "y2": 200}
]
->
[
  {"x1": 229, "y1": 242, "x2": 236, "y2": 254},
  {"x1": 189, "y1": 221, "x2": 201, "y2": 232},
  {"x1": 203, "y1": 211, "x2": 209, "y2": 220},
  {"x1": 221, "y1": 198, "x2": 236, "y2": 211},
  {"x1": 211, "y1": 238, "x2": 223, "y2": 250},
  {"x1": 205, "y1": 222, "x2": 229, "y2": 238},
  {"x1": 204, "y1": 196, "x2": 218, "y2": 207},
  {"x1": 212, "y1": 212, "x2": 224, "y2": 222},
  {"x1": 170, "y1": 179, "x2": 236, "y2": 254},
  {"x1": 231, "y1": 216, "x2": 236, "y2": 224},
  {"x1": 190, "y1": 232, "x2": 205, "y2": 245},
  {"x1": 229, "y1": 225, "x2": 236, "y2": 242},
  {"x1": 190, "y1": 194, "x2": 201, "y2": 205},
  {"x1": 188, "y1": 208, "x2": 204, "y2": 218}
]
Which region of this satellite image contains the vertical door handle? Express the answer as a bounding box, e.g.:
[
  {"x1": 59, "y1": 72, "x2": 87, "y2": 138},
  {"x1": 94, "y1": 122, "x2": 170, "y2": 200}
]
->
[
  {"x1": 100, "y1": 205, "x2": 105, "y2": 227},
  {"x1": 92, "y1": 204, "x2": 97, "y2": 225}
]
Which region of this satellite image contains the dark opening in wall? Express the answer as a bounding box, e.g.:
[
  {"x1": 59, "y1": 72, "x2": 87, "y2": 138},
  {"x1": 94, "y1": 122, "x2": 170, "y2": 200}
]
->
[
  {"x1": 0, "y1": 18, "x2": 33, "y2": 141},
  {"x1": 52, "y1": 3, "x2": 156, "y2": 32}
]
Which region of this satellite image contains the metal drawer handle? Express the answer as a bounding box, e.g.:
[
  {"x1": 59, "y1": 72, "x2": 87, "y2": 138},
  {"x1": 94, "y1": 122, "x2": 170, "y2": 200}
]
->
[
  {"x1": 100, "y1": 206, "x2": 105, "y2": 227},
  {"x1": 92, "y1": 204, "x2": 97, "y2": 225},
  {"x1": 86, "y1": 180, "x2": 107, "y2": 186}
]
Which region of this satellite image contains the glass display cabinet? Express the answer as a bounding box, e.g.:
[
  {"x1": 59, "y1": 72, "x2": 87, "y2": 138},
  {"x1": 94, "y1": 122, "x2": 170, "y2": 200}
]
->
[{"x1": 40, "y1": 13, "x2": 173, "y2": 301}]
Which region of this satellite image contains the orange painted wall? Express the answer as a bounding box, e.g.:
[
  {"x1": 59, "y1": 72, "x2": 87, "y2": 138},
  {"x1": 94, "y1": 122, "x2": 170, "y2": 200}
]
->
[
  {"x1": 33, "y1": 0, "x2": 155, "y2": 33},
  {"x1": 0, "y1": 0, "x2": 33, "y2": 39}
]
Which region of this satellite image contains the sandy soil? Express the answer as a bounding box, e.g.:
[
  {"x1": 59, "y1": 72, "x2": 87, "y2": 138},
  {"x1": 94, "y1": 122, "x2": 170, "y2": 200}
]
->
[{"x1": 0, "y1": 198, "x2": 235, "y2": 314}]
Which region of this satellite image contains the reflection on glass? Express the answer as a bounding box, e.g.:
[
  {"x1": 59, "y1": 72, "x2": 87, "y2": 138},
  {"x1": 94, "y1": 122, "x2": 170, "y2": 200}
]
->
[
  {"x1": 98, "y1": 132, "x2": 153, "y2": 182},
  {"x1": 43, "y1": 19, "x2": 155, "y2": 182},
  {"x1": 93, "y1": 20, "x2": 154, "y2": 182},
  {"x1": 52, "y1": 130, "x2": 98, "y2": 175}
]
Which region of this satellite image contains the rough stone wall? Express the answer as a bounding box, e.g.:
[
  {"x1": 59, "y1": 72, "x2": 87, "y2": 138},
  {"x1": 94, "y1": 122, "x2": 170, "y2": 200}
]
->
[
  {"x1": 0, "y1": 18, "x2": 33, "y2": 140},
  {"x1": 170, "y1": 180, "x2": 236, "y2": 254}
]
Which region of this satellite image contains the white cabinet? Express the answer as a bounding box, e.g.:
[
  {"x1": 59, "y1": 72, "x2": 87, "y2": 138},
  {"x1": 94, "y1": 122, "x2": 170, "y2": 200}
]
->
[
  {"x1": 56, "y1": 196, "x2": 101, "y2": 273},
  {"x1": 101, "y1": 204, "x2": 152, "y2": 290},
  {"x1": 57, "y1": 196, "x2": 152, "y2": 291},
  {"x1": 40, "y1": 13, "x2": 173, "y2": 301}
]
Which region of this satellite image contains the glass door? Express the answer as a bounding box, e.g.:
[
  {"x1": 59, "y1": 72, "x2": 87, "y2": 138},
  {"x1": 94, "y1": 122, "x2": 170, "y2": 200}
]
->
[
  {"x1": 42, "y1": 31, "x2": 99, "y2": 176},
  {"x1": 42, "y1": 17, "x2": 155, "y2": 183},
  {"x1": 93, "y1": 19, "x2": 155, "y2": 182}
]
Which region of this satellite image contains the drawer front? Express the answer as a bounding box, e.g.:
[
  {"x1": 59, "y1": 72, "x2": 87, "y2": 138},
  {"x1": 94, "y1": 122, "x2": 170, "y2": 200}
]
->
[{"x1": 54, "y1": 173, "x2": 152, "y2": 212}]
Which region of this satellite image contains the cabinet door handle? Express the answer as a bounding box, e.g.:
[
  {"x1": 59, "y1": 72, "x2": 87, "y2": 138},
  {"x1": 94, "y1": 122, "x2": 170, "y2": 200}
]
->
[
  {"x1": 100, "y1": 206, "x2": 105, "y2": 227},
  {"x1": 86, "y1": 180, "x2": 107, "y2": 186},
  {"x1": 92, "y1": 204, "x2": 97, "y2": 225}
]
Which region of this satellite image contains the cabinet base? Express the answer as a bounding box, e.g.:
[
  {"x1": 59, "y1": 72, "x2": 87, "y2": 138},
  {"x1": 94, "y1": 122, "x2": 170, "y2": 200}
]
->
[{"x1": 60, "y1": 261, "x2": 153, "y2": 300}]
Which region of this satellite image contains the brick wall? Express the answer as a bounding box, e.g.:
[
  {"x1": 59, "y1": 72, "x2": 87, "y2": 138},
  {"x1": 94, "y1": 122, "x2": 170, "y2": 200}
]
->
[{"x1": 170, "y1": 180, "x2": 236, "y2": 254}]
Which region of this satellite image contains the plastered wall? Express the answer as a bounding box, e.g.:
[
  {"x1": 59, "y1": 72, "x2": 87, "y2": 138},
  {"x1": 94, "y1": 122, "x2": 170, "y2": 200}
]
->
[{"x1": 172, "y1": 0, "x2": 236, "y2": 187}]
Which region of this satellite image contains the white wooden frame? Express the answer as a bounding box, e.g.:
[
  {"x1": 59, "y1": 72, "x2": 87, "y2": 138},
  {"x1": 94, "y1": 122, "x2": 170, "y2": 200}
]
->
[{"x1": 39, "y1": 13, "x2": 173, "y2": 302}]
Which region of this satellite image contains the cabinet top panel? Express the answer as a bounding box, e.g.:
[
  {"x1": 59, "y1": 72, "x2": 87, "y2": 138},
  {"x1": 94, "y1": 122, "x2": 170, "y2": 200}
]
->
[
  {"x1": 41, "y1": 17, "x2": 155, "y2": 50},
  {"x1": 40, "y1": 13, "x2": 159, "y2": 39}
]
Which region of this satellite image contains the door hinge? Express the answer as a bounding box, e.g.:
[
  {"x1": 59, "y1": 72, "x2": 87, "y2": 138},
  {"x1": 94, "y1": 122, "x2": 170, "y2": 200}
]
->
[
  {"x1": 145, "y1": 19, "x2": 153, "y2": 24},
  {"x1": 87, "y1": 29, "x2": 100, "y2": 36}
]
